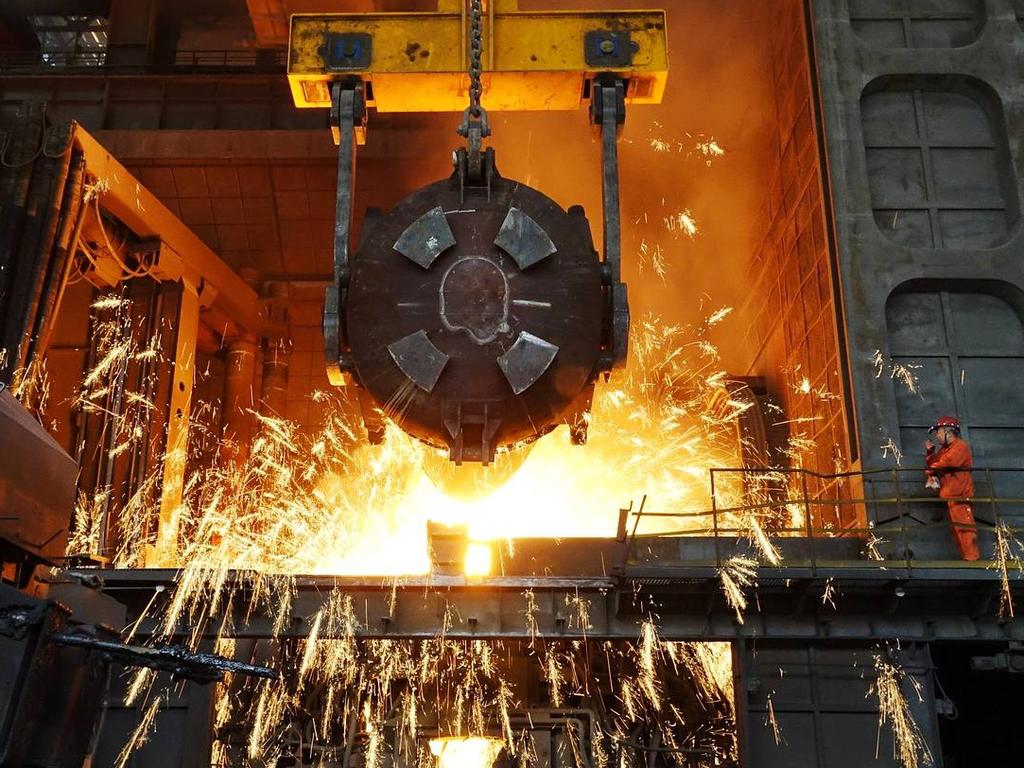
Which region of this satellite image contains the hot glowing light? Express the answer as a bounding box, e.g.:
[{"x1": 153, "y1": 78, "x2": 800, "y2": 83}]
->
[
  {"x1": 429, "y1": 737, "x2": 504, "y2": 768},
  {"x1": 57, "y1": 290, "x2": 790, "y2": 768},
  {"x1": 68, "y1": 311, "x2": 785, "y2": 578},
  {"x1": 464, "y1": 542, "x2": 492, "y2": 576}
]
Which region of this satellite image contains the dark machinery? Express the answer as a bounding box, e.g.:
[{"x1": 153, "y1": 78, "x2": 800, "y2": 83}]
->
[
  {"x1": 0, "y1": 389, "x2": 77, "y2": 584},
  {"x1": 346, "y1": 155, "x2": 612, "y2": 464},
  {"x1": 0, "y1": 389, "x2": 274, "y2": 767},
  {"x1": 313, "y1": 3, "x2": 653, "y2": 464}
]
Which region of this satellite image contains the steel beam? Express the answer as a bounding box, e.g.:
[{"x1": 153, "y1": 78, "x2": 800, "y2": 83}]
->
[
  {"x1": 287, "y1": 5, "x2": 668, "y2": 114},
  {"x1": 70, "y1": 125, "x2": 275, "y2": 338},
  {"x1": 77, "y1": 561, "x2": 1024, "y2": 643},
  {"x1": 151, "y1": 279, "x2": 199, "y2": 566}
]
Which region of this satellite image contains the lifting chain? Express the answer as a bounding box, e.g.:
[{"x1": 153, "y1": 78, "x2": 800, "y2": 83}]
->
[
  {"x1": 456, "y1": 0, "x2": 490, "y2": 179},
  {"x1": 467, "y1": 0, "x2": 484, "y2": 118}
]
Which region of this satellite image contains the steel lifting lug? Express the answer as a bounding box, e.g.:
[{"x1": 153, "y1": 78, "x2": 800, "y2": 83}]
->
[
  {"x1": 457, "y1": 107, "x2": 491, "y2": 182},
  {"x1": 324, "y1": 81, "x2": 365, "y2": 385},
  {"x1": 589, "y1": 77, "x2": 629, "y2": 371}
]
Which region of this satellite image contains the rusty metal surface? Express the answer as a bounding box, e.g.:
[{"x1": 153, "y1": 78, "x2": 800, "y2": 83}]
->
[
  {"x1": 494, "y1": 207, "x2": 557, "y2": 270},
  {"x1": 393, "y1": 205, "x2": 456, "y2": 269},
  {"x1": 387, "y1": 330, "x2": 450, "y2": 393},
  {"x1": 344, "y1": 166, "x2": 606, "y2": 463}
]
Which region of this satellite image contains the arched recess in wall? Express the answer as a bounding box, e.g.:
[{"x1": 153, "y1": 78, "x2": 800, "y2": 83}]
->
[
  {"x1": 861, "y1": 75, "x2": 1019, "y2": 249},
  {"x1": 885, "y1": 281, "x2": 1024, "y2": 485},
  {"x1": 849, "y1": 0, "x2": 985, "y2": 49}
]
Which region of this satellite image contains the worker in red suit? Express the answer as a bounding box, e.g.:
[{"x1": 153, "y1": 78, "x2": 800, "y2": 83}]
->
[{"x1": 925, "y1": 416, "x2": 980, "y2": 561}]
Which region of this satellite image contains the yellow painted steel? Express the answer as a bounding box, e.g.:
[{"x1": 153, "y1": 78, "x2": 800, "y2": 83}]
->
[{"x1": 287, "y1": 7, "x2": 667, "y2": 113}]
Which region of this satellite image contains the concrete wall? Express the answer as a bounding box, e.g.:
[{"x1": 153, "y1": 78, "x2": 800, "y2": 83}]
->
[
  {"x1": 811, "y1": 0, "x2": 1024, "y2": 505},
  {"x1": 738, "y1": 641, "x2": 939, "y2": 768}
]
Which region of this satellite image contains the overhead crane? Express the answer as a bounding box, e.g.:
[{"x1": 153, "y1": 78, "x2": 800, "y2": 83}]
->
[{"x1": 287, "y1": 0, "x2": 668, "y2": 464}]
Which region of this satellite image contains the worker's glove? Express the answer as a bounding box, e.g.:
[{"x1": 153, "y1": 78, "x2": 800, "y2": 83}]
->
[{"x1": 925, "y1": 476, "x2": 940, "y2": 490}]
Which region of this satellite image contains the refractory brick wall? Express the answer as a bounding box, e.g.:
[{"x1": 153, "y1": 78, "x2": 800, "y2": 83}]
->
[{"x1": 737, "y1": 0, "x2": 854, "y2": 482}]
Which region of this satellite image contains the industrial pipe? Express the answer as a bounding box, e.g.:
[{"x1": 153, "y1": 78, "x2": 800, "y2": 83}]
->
[
  {"x1": 259, "y1": 282, "x2": 292, "y2": 419},
  {"x1": 221, "y1": 334, "x2": 258, "y2": 467}
]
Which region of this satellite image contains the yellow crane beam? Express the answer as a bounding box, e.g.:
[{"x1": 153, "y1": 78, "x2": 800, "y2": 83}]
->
[{"x1": 287, "y1": 3, "x2": 668, "y2": 113}]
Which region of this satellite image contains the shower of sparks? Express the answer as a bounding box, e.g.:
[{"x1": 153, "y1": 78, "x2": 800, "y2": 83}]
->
[
  {"x1": 638, "y1": 619, "x2": 664, "y2": 711},
  {"x1": 47, "y1": 204, "x2": 850, "y2": 768},
  {"x1": 114, "y1": 692, "x2": 164, "y2": 768},
  {"x1": 821, "y1": 577, "x2": 837, "y2": 609},
  {"x1": 718, "y1": 556, "x2": 758, "y2": 623},
  {"x1": 871, "y1": 350, "x2": 922, "y2": 395},
  {"x1": 706, "y1": 306, "x2": 733, "y2": 325},
  {"x1": 523, "y1": 590, "x2": 540, "y2": 643},
  {"x1": 992, "y1": 521, "x2": 1024, "y2": 619},
  {"x1": 647, "y1": 129, "x2": 726, "y2": 168},
  {"x1": 880, "y1": 436, "x2": 903, "y2": 466},
  {"x1": 865, "y1": 531, "x2": 886, "y2": 561},
  {"x1": 695, "y1": 137, "x2": 726, "y2": 166},
  {"x1": 870, "y1": 656, "x2": 933, "y2": 768},
  {"x1": 6, "y1": 358, "x2": 51, "y2": 416},
  {"x1": 742, "y1": 511, "x2": 781, "y2": 565},
  {"x1": 764, "y1": 692, "x2": 783, "y2": 745},
  {"x1": 637, "y1": 239, "x2": 667, "y2": 280},
  {"x1": 783, "y1": 364, "x2": 839, "y2": 404},
  {"x1": 83, "y1": 175, "x2": 110, "y2": 203},
  {"x1": 137, "y1": 602, "x2": 740, "y2": 766},
  {"x1": 565, "y1": 591, "x2": 593, "y2": 636},
  {"x1": 76, "y1": 294, "x2": 163, "y2": 466},
  {"x1": 58, "y1": 302, "x2": 773, "y2": 765},
  {"x1": 664, "y1": 209, "x2": 699, "y2": 238},
  {"x1": 72, "y1": 309, "x2": 774, "y2": 576}
]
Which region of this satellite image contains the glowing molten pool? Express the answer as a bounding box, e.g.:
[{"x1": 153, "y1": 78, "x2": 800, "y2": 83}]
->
[{"x1": 429, "y1": 737, "x2": 505, "y2": 768}]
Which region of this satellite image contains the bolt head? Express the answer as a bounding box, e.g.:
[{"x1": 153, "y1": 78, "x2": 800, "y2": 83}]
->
[{"x1": 599, "y1": 39, "x2": 616, "y2": 54}]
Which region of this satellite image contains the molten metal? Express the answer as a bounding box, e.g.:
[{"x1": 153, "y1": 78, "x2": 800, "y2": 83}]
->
[{"x1": 429, "y1": 737, "x2": 504, "y2": 768}]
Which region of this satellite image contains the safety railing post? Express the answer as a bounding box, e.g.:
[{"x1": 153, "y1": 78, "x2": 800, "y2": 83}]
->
[
  {"x1": 628, "y1": 464, "x2": 1022, "y2": 576},
  {"x1": 711, "y1": 470, "x2": 721, "y2": 571},
  {"x1": 987, "y1": 468, "x2": 998, "y2": 560},
  {"x1": 894, "y1": 467, "x2": 909, "y2": 573},
  {"x1": 801, "y1": 472, "x2": 815, "y2": 574}
]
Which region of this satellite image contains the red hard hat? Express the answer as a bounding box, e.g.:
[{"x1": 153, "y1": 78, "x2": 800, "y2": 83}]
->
[{"x1": 929, "y1": 415, "x2": 960, "y2": 432}]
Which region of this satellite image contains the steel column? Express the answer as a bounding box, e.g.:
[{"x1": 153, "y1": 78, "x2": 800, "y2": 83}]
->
[{"x1": 151, "y1": 278, "x2": 199, "y2": 566}]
